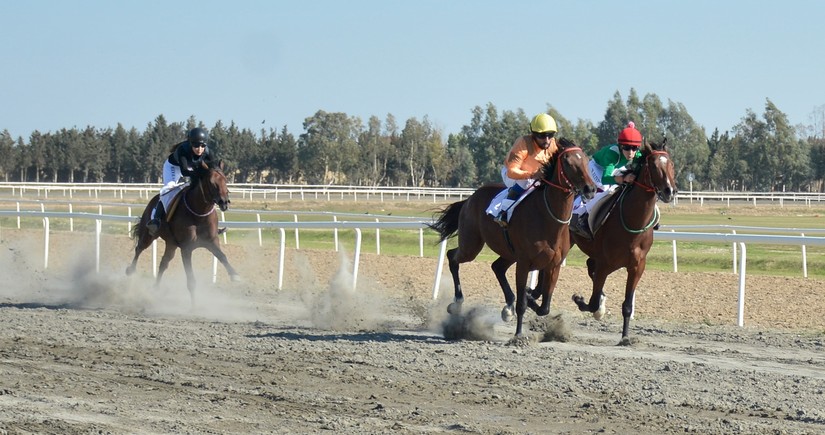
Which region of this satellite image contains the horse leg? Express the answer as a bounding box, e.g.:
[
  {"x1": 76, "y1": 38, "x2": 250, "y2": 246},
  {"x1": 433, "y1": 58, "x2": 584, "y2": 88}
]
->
[
  {"x1": 513, "y1": 263, "x2": 531, "y2": 337},
  {"x1": 528, "y1": 263, "x2": 560, "y2": 316},
  {"x1": 180, "y1": 248, "x2": 197, "y2": 309},
  {"x1": 126, "y1": 218, "x2": 156, "y2": 275},
  {"x1": 620, "y1": 259, "x2": 647, "y2": 341},
  {"x1": 445, "y1": 247, "x2": 465, "y2": 314},
  {"x1": 155, "y1": 243, "x2": 177, "y2": 287},
  {"x1": 491, "y1": 257, "x2": 516, "y2": 322},
  {"x1": 572, "y1": 261, "x2": 609, "y2": 320},
  {"x1": 528, "y1": 270, "x2": 545, "y2": 301},
  {"x1": 205, "y1": 241, "x2": 240, "y2": 281}
]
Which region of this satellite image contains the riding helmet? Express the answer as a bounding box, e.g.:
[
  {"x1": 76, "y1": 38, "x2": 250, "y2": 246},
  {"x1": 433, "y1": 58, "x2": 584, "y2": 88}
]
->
[
  {"x1": 618, "y1": 122, "x2": 642, "y2": 147},
  {"x1": 530, "y1": 113, "x2": 558, "y2": 134},
  {"x1": 188, "y1": 127, "x2": 208, "y2": 145}
]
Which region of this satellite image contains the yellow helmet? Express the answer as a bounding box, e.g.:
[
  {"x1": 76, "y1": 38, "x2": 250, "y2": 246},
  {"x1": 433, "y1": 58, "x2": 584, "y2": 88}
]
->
[{"x1": 530, "y1": 113, "x2": 557, "y2": 134}]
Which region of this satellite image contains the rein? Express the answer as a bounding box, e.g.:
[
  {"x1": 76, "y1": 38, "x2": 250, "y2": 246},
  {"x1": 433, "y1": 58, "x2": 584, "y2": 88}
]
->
[
  {"x1": 183, "y1": 177, "x2": 216, "y2": 218},
  {"x1": 619, "y1": 150, "x2": 669, "y2": 233},
  {"x1": 538, "y1": 147, "x2": 581, "y2": 225}
]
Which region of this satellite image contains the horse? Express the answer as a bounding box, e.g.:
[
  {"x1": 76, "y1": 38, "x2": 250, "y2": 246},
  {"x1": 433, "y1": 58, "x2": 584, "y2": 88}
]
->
[
  {"x1": 126, "y1": 161, "x2": 240, "y2": 306},
  {"x1": 568, "y1": 139, "x2": 677, "y2": 344},
  {"x1": 429, "y1": 138, "x2": 597, "y2": 339}
]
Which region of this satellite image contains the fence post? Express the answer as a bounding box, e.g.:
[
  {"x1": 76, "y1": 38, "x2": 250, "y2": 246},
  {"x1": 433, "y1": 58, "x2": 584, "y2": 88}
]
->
[
  {"x1": 737, "y1": 242, "x2": 747, "y2": 327},
  {"x1": 432, "y1": 239, "x2": 448, "y2": 299}
]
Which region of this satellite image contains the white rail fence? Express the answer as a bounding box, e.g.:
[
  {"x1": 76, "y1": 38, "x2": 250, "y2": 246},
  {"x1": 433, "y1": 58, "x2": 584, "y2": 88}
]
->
[
  {"x1": 2, "y1": 182, "x2": 825, "y2": 205},
  {"x1": 1, "y1": 209, "x2": 824, "y2": 328}
]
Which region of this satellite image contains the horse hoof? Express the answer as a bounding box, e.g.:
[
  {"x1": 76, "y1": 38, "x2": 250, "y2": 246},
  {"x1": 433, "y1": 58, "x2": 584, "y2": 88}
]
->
[
  {"x1": 501, "y1": 305, "x2": 514, "y2": 322},
  {"x1": 447, "y1": 302, "x2": 461, "y2": 315},
  {"x1": 230, "y1": 274, "x2": 241, "y2": 282},
  {"x1": 618, "y1": 336, "x2": 637, "y2": 346},
  {"x1": 507, "y1": 334, "x2": 535, "y2": 347},
  {"x1": 125, "y1": 266, "x2": 135, "y2": 276}
]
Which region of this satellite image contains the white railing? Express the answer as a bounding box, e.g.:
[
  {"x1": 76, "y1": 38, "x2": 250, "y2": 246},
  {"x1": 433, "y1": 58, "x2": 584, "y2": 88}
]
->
[
  {"x1": 3, "y1": 182, "x2": 825, "y2": 205},
  {"x1": 1, "y1": 209, "x2": 824, "y2": 328}
]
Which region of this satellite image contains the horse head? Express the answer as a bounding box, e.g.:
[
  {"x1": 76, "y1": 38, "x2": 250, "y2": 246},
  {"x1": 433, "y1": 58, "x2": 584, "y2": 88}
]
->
[
  {"x1": 541, "y1": 137, "x2": 597, "y2": 201},
  {"x1": 194, "y1": 160, "x2": 231, "y2": 211},
  {"x1": 639, "y1": 138, "x2": 677, "y2": 203}
]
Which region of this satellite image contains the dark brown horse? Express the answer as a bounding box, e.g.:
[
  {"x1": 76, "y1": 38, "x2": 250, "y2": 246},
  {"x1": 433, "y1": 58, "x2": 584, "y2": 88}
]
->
[
  {"x1": 126, "y1": 161, "x2": 239, "y2": 305},
  {"x1": 569, "y1": 139, "x2": 677, "y2": 343},
  {"x1": 429, "y1": 138, "x2": 597, "y2": 339}
]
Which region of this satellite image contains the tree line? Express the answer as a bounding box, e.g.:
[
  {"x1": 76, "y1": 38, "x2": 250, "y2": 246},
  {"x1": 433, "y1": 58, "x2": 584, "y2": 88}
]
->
[{"x1": 2, "y1": 89, "x2": 824, "y2": 192}]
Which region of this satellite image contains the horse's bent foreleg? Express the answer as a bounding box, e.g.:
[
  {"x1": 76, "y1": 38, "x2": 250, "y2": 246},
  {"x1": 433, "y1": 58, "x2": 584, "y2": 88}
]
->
[
  {"x1": 205, "y1": 242, "x2": 240, "y2": 281},
  {"x1": 573, "y1": 260, "x2": 609, "y2": 320},
  {"x1": 491, "y1": 257, "x2": 516, "y2": 321}
]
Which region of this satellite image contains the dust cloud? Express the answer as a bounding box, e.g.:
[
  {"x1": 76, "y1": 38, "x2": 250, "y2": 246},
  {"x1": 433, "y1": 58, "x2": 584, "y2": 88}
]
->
[{"x1": 295, "y1": 249, "x2": 393, "y2": 332}]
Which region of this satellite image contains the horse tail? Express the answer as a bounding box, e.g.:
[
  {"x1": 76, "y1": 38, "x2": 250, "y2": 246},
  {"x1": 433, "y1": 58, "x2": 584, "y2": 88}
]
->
[
  {"x1": 129, "y1": 217, "x2": 142, "y2": 242},
  {"x1": 427, "y1": 199, "x2": 466, "y2": 242}
]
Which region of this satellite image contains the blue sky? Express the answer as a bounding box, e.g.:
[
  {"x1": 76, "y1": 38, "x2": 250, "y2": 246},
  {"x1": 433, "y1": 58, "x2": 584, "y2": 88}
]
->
[{"x1": 2, "y1": 0, "x2": 824, "y2": 141}]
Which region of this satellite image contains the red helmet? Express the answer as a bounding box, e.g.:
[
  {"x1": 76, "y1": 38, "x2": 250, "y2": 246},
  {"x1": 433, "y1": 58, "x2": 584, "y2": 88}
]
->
[{"x1": 618, "y1": 122, "x2": 642, "y2": 147}]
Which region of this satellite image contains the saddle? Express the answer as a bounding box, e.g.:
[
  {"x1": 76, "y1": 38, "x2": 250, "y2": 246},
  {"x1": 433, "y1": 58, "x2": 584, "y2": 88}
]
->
[
  {"x1": 571, "y1": 186, "x2": 625, "y2": 238},
  {"x1": 162, "y1": 185, "x2": 190, "y2": 223}
]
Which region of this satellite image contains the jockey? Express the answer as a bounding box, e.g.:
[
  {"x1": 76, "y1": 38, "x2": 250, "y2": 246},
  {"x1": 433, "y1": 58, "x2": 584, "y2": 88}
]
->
[
  {"x1": 570, "y1": 121, "x2": 643, "y2": 238},
  {"x1": 146, "y1": 127, "x2": 217, "y2": 235},
  {"x1": 493, "y1": 113, "x2": 559, "y2": 227}
]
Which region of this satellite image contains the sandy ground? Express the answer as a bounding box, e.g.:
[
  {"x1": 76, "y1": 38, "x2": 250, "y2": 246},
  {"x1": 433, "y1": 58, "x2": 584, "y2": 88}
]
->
[{"x1": 0, "y1": 228, "x2": 824, "y2": 434}]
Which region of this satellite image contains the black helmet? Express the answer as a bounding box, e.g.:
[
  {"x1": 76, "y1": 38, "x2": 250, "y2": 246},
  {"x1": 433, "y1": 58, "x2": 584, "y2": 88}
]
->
[{"x1": 188, "y1": 127, "x2": 208, "y2": 145}]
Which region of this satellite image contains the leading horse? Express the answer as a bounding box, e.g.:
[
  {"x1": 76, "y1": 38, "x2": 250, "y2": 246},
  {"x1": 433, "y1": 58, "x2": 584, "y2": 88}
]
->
[
  {"x1": 429, "y1": 138, "x2": 597, "y2": 339},
  {"x1": 126, "y1": 161, "x2": 240, "y2": 306},
  {"x1": 569, "y1": 139, "x2": 677, "y2": 344}
]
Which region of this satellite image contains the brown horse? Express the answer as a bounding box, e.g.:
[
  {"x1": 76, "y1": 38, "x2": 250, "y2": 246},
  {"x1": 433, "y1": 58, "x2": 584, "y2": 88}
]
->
[
  {"x1": 429, "y1": 138, "x2": 597, "y2": 339},
  {"x1": 126, "y1": 161, "x2": 240, "y2": 305},
  {"x1": 569, "y1": 139, "x2": 677, "y2": 343}
]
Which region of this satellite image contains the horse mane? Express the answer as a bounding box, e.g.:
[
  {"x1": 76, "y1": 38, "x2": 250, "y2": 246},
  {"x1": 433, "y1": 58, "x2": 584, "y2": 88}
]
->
[{"x1": 540, "y1": 137, "x2": 578, "y2": 181}]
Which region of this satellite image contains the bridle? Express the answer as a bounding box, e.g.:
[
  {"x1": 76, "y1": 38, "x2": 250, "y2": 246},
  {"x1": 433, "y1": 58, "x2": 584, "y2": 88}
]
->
[
  {"x1": 183, "y1": 170, "x2": 219, "y2": 218},
  {"x1": 538, "y1": 146, "x2": 584, "y2": 224},
  {"x1": 619, "y1": 150, "x2": 671, "y2": 233}
]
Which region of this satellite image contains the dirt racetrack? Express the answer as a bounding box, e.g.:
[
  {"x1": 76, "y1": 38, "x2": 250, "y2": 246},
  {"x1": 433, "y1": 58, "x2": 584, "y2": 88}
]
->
[{"x1": 1, "y1": 228, "x2": 824, "y2": 434}]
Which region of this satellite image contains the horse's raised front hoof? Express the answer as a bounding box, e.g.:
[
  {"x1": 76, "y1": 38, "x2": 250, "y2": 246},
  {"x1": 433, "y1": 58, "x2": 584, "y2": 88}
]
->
[
  {"x1": 447, "y1": 301, "x2": 462, "y2": 315},
  {"x1": 125, "y1": 265, "x2": 135, "y2": 276},
  {"x1": 230, "y1": 274, "x2": 242, "y2": 282},
  {"x1": 506, "y1": 334, "x2": 535, "y2": 347},
  {"x1": 501, "y1": 304, "x2": 515, "y2": 322},
  {"x1": 572, "y1": 294, "x2": 587, "y2": 310}
]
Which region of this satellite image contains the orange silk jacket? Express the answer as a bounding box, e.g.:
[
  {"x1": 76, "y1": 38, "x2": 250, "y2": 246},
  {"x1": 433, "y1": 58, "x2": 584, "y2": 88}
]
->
[{"x1": 503, "y1": 135, "x2": 558, "y2": 180}]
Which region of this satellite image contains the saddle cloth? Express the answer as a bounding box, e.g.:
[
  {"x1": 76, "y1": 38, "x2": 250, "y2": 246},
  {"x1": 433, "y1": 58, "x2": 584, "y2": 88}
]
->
[
  {"x1": 485, "y1": 185, "x2": 537, "y2": 221},
  {"x1": 159, "y1": 181, "x2": 188, "y2": 222}
]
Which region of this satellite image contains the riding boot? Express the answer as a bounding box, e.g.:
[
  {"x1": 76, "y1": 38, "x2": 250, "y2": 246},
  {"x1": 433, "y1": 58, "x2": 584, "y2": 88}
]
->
[
  {"x1": 571, "y1": 212, "x2": 592, "y2": 240},
  {"x1": 493, "y1": 186, "x2": 523, "y2": 228},
  {"x1": 146, "y1": 201, "x2": 165, "y2": 236}
]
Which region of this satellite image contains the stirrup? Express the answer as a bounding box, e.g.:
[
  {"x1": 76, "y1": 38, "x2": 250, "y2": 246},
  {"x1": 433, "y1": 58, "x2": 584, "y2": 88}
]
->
[
  {"x1": 570, "y1": 215, "x2": 591, "y2": 239},
  {"x1": 493, "y1": 213, "x2": 508, "y2": 228}
]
